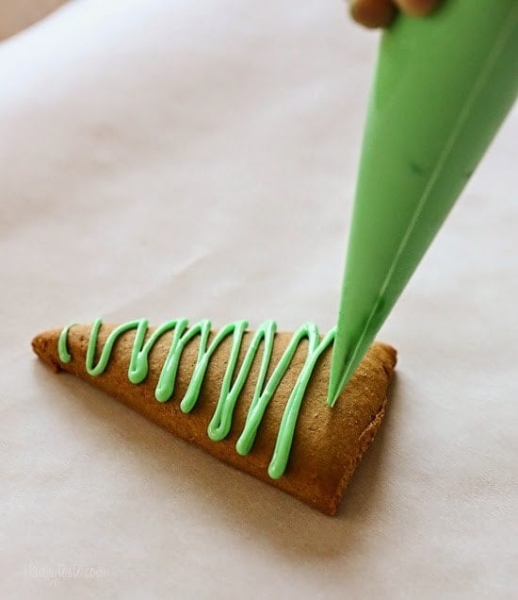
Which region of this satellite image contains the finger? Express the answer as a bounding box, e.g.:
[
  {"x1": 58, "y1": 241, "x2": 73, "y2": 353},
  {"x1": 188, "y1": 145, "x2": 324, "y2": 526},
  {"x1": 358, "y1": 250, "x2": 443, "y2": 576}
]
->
[
  {"x1": 394, "y1": 0, "x2": 440, "y2": 16},
  {"x1": 349, "y1": 0, "x2": 396, "y2": 29}
]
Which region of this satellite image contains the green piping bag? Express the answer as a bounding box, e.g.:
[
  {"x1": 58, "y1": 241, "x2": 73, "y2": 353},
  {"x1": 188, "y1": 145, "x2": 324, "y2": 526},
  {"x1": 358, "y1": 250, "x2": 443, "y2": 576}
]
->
[{"x1": 329, "y1": 0, "x2": 518, "y2": 405}]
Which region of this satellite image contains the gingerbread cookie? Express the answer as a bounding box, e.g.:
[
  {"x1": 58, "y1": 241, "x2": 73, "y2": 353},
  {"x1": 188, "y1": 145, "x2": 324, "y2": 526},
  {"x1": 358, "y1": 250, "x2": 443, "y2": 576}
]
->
[{"x1": 32, "y1": 318, "x2": 396, "y2": 515}]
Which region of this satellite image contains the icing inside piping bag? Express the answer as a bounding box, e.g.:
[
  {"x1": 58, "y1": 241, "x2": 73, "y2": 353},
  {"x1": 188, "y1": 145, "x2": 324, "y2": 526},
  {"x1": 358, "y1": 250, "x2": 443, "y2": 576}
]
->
[{"x1": 329, "y1": 0, "x2": 518, "y2": 404}]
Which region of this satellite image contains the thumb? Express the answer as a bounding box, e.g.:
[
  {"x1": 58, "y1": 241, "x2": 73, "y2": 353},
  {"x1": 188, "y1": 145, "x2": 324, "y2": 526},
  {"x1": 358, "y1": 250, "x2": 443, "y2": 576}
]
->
[{"x1": 394, "y1": 0, "x2": 440, "y2": 16}]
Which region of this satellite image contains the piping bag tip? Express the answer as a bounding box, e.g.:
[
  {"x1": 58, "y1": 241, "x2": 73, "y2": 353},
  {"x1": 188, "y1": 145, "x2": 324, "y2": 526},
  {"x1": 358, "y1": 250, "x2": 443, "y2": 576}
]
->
[
  {"x1": 327, "y1": 367, "x2": 348, "y2": 408},
  {"x1": 327, "y1": 344, "x2": 363, "y2": 407}
]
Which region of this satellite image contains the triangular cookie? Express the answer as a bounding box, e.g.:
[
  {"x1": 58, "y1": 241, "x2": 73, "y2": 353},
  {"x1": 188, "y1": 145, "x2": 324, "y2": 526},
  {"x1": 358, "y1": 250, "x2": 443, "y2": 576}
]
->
[{"x1": 32, "y1": 318, "x2": 396, "y2": 515}]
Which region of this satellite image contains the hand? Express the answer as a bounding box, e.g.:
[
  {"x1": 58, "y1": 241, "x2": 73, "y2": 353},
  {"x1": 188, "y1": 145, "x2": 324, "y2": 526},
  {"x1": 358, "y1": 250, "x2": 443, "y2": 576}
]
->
[{"x1": 349, "y1": 0, "x2": 441, "y2": 29}]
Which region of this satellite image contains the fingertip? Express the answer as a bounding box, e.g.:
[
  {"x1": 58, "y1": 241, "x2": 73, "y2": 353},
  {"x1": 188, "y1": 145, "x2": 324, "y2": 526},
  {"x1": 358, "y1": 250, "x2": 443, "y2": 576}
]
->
[{"x1": 349, "y1": 0, "x2": 396, "y2": 29}]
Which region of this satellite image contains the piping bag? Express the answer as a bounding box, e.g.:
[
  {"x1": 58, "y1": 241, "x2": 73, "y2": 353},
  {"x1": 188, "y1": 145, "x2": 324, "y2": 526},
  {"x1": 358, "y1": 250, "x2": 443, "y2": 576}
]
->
[{"x1": 328, "y1": 0, "x2": 518, "y2": 405}]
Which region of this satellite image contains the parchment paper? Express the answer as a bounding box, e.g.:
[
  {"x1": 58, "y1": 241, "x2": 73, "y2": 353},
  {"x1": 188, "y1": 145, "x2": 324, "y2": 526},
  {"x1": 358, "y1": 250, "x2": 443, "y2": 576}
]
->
[{"x1": 2, "y1": 1, "x2": 517, "y2": 597}]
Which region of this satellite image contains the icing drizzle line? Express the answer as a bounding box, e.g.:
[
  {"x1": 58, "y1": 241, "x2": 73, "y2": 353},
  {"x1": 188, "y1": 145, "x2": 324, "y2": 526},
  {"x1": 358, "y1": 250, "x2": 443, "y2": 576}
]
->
[{"x1": 58, "y1": 319, "x2": 336, "y2": 479}]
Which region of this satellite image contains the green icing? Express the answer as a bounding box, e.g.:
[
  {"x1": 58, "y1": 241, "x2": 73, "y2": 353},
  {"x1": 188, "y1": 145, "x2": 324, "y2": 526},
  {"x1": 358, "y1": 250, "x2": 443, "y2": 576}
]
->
[
  {"x1": 57, "y1": 324, "x2": 74, "y2": 363},
  {"x1": 58, "y1": 318, "x2": 336, "y2": 479}
]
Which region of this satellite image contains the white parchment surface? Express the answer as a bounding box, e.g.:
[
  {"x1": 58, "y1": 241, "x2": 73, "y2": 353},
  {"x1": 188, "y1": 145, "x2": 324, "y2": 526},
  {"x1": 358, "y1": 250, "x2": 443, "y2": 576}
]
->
[{"x1": 2, "y1": 1, "x2": 517, "y2": 598}]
